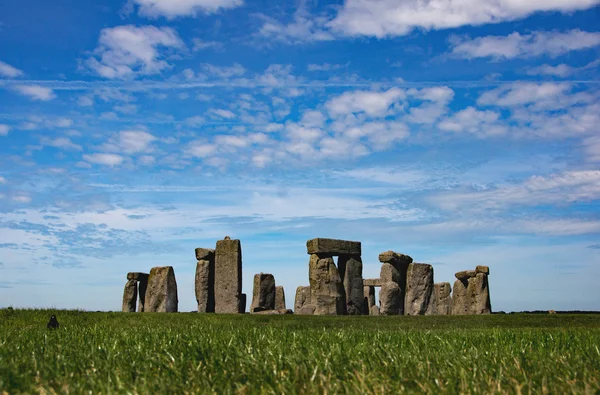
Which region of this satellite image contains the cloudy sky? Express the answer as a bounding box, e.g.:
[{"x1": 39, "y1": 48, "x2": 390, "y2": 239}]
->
[{"x1": 0, "y1": 0, "x2": 599, "y2": 312}]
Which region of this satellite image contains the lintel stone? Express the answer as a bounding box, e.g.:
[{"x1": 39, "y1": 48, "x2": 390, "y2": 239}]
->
[
  {"x1": 306, "y1": 238, "x2": 361, "y2": 256},
  {"x1": 363, "y1": 278, "x2": 383, "y2": 287}
]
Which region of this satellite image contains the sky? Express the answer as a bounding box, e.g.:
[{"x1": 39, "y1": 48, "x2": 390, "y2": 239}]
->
[{"x1": 0, "y1": 0, "x2": 599, "y2": 313}]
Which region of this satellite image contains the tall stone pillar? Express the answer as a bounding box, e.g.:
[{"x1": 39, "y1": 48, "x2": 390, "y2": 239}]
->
[
  {"x1": 294, "y1": 286, "x2": 311, "y2": 313},
  {"x1": 404, "y1": 263, "x2": 434, "y2": 316},
  {"x1": 127, "y1": 272, "x2": 148, "y2": 312},
  {"x1": 145, "y1": 266, "x2": 178, "y2": 312},
  {"x1": 195, "y1": 248, "x2": 215, "y2": 313},
  {"x1": 339, "y1": 255, "x2": 364, "y2": 315},
  {"x1": 426, "y1": 282, "x2": 452, "y2": 315},
  {"x1": 451, "y1": 270, "x2": 475, "y2": 315},
  {"x1": 468, "y1": 266, "x2": 491, "y2": 314},
  {"x1": 250, "y1": 273, "x2": 275, "y2": 312},
  {"x1": 214, "y1": 236, "x2": 243, "y2": 314},
  {"x1": 378, "y1": 251, "x2": 412, "y2": 315},
  {"x1": 275, "y1": 286, "x2": 286, "y2": 310},
  {"x1": 122, "y1": 279, "x2": 138, "y2": 312},
  {"x1": 308, "y1": 254, "x2": 346, "y2": 315}
]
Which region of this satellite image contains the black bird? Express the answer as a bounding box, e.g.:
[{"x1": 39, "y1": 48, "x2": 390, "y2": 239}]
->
[{"x1": 47, "y1": 314, "x2": 59, "y2": 329}]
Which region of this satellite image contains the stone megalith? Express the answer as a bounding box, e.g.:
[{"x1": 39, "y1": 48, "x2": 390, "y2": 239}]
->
[
  {"x1": 364, "y1": 286, "x2": 375, "y2": 314},
  {"x1": 426, "y1": 282, "x2": 452, "y2": 315},
  {"x1": 195, "y1": 248, "x2": 215, "y2": 313},
  {"x1": 275, "y1": 286, "x2": 286, "y2": 310},
  {"x1": 451, "y1": 279, "x2": 469, "y2": 315},
  {"x1": 122, "y1": 279, "x2": 138, "y2": 312},
  {"x1": 308, "y1": 254, "x2": 346, "y2": 315},
  {"x1": 339, "y1": 255, "x2": 364, "y2": 315},
  {"x1": 145, "y1": 266, "x2": 178, "y2": 312},
  {"x1": 306, "y1": 238, "x2": 361, "y2": 256},
  {"x1": 370, "y1": 305, "x2": 380, "y2": 316},
  {"x1": 214, "y1": 237, "x2": 243, "y2": 314},
  {"x1": 294, "y1": 286, "x2": 311, "y2": 312},
  {"x1": 468, "y1": 273, "x2": 491, "y2": 314},
  {"x1": 379, "y1": 282, "x2": 401, "y2": 315},
  {"x1": 250, "y1": 273, "x2": 276, "y2": 312},
  {"x1": 298, "y1": 304, "x2": 316, "y2": 315},
  {"x1": 404, "y1": 263, "x2": 434, "y2": 315},
  {"x1": 379, "y1": 251, "x2": 412, "y2": 315},
  {"x1": 127, "y1": 272, "x2": 149, "y2": 312}
]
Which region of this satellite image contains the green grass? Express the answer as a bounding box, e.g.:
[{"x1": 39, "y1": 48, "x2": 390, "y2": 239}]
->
[{"x1": 1, "y1": 309, "x2": 599, "y2": 394}]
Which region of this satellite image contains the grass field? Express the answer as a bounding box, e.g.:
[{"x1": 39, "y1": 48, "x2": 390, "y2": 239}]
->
[{"x1": 1, "y1": 309, "x2": 599, "y2": 394}]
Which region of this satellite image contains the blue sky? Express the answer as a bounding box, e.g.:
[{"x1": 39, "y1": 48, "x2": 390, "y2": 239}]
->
[{"x1": 0, "y1": 0, "x2": 599, "y2": 312}]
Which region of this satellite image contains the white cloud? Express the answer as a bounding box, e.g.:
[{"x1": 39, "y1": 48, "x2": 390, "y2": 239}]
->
[
  {"x1": 101, "y1": 130, "x2": 157, "y2": 154},
  {"x1": 477, "y1": 82, "x2": 571, "y2": 108},
  {"x1": 201, "y1": 63, "x2": 246, "y2": 78},
  {"x1": 0, "y1": 61, "x2": 24, "y2": 78},
  {"x1": 0, "y1": 176, "x2": 5, "y2": 184},
  {"x1": 526, "y1": 64, "x2": 575, "y2": 77},
  {"x1": 41, "y1": 137, "x2": 83, "y2": 151},
  {"x1": 583, "y1": 136, "x2": 600, "y2": 162},
  {"x1": 329, "y1": 0, "x2": 600, "y2": 37},
  {"x1": 13, "y1": 85, "x2": 56, "y2": 101},
  {"x1": 0, "y1": 124, "x2": 9, "y2": 136},
  {"x1": 77, "y1": 96, "x2": 94, "y2": 107},
  {"x1": 326, "y1": 88, "x2": 405, "y2": 117},
  {"x1": 210, "y1": 109, "x2": 236, "y2": 119},
  {"x1": 83, "y1": 153, "x2": 126, "y2": 166},
  {"x1": 256, "y1": 6, "x2": 334, "y2": 44},
  {"x1": 438, "y1": 107, "x2": 506, "y2": 136},
  {"x1": 192, "y1": 38, "x2": 222, "y2": 51},
  {"x1": 131, "y1": 0, "x2": 242, "y2": 19},
  {"x1": 187, "y1": 141, "x2": 217, "y2": 157},
  {"x1": 307, "y1": 63, "x2": 346, "y2": 72},
  {"x1": 12, "y1": 194, "x2": 32, "y2": 204},
  {"x1": 451, "y1": 30, "x2": 600, "y2": 60},
  {"x1": 86, "y1": 25, "x2": 184, "y2": 79}
]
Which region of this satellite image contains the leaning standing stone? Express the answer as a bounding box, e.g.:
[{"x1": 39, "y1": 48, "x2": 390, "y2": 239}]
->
[
  {"x1": 145, "y1": 266, "x2": 178, "y2": 312},
  {"x1": 250, "y1": 273, "x2": 275, "y2": 312},
  {"x1": 294, "y1": 286, "x2": 311, "y2": 312},
  {"x1": 467, "y1": 273, "x2": 491, "y2": 314},
  {"x1": 309, "y1": 254, "x2": 346, "y2": 315},
  {"x1": 275, "y1": 286, "x2": 286, "y2": 310},
  {"x1": 214, "y1": 237, "x2": 243, "y2": 314},
  {"x1": 339, "y1": 255, "x2": 364, "y2": 315},
  {"x1": 404, "y1": 263, "x2": 434, "y2": 315},
  {"x1": 379, "y1": 282, "x2": 401, "y2": 315},
  {"x1": 451, "y1": 279, "x2": 469, "y2": 315},
  {"x1": 122, "y1": 279, "x2": 138, "y2": 312},
  {"x1": 195, "y1": 256, "x2": 215, "y2": 313}
]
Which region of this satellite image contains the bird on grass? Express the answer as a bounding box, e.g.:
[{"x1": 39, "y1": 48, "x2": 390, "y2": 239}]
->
[{"x1": 47, "y1": 315, "x2": 59, "y2": 329}]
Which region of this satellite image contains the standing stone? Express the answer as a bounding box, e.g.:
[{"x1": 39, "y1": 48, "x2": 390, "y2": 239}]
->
[
  {"x1": 214, "y1": 237, "x2": 243, "y2": 314},
  {"x1": 451, "y1": 279, "x2": 469, "y2": 315},
  {"x1": 138, "y1": 278, "x2": 148, "y2": 313},
  {"x1": 364, "y1": 286, "x2": 375, "y2": 314},
  {"x1": 297, "y1": 304, "x2": 316, "y2": 315},
  {"x1": 145, "y1": 266, "x2": 178, "y2": 313},
  {"x1": 275, "y1": 286, "x2": 286, "y2": 310},
  {"x1": 404, "y1": 263, "x2": 434, "y2": 316},
  {"x1": 379, "y1": 282, "x2": 401, "y2": 315},
  {"x1": 379, "y1": 251, "x2": 412, "y2": 315},
  {"x1": 426, "y1": 282, "x2": 452, "y2": 315},
  {"x1": 309, "y1": 254, "x2": 346, "y2": 315},
  {"x1": 370, "y1": 305, "x2": 380, "y2": 316},
  {"x1": 250, "y1": 273, "x2": 275, "y2": 312},
  {"x1": 476, "y1": 265, "x2": 490, "y2": 275},
  {"x1": 122, "y1": 279, "x2": 138, "y2": 312},
  {"x1": 294, "y1": 286, "x2": 311, "y2": 312},
  {"x1": 339, "y1": 255, "x2": 364, "y2": 315},
  {"x1": 380, "y1": 263, "x2": 401, "y2": 284},
  {"x1": 468, "y1": 273, "x2": 491, "y2": 314},
  {"x1": 195, "y1": 255, "x2": 215, "y2": 313}
]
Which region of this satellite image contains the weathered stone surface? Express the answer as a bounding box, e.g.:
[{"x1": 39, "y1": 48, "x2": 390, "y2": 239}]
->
[
  {"x1": 363, "y1": 278, "x2": 383, "y2": 287},
  {"x1": 370, "y1": 305, "x2": 380, "y2": 316},
  {"x1": 455, "y1": 270, "x2": 477, "y2": 281},
  {"x1": 214, "y1": 237, "x2": 243, "y2": 314},
  {"x1": 275, "y1": 286, "x2": 286, "y2": 310},
  {"x1": 137, "y1": 278, "x2": 147, "y2": 313},
  {"x1": 426, "y1": 282, "x2": 452, "y2": 315},
  {"x1": 250, "y1": 273, "x2": 275, "y2": 313},
  {"x1": 405, "y1": 263, "x2": 434, "y2": 316},
  {"x1": 122, "y1": 279, "x2": 137, "y2": 312},
  {"x1": 476, "y1": 265, "x2": 490, "y2": 275},
  {"x1": 145, "y1": 266, "x2": 178, "y2": 313},
  {"x1": 378, "y1": 251, "x2": 413, "y2": 265},
  {"x1": 195, "y1": 248, "x2": 215, "y2": 261},
  {"x1": 467, "y1": 273, "x2": 491, "y2": 314},
  {"x1": 306, "y1": 238, "x2": 361, "y2": 256},
  {"x1": 380, "y1": 282, "x2": 401, "y2": 315},
  {"x1": 364, "y1": 286, "x2": 375, "y2": 314},
  {"x1": 451, "y1": 279, "x2": 469, "y2": 315},
  {"x1": 380, "y1": 263, "x2": 400, "y2": 284},
  {"x1": 309, "y1": 254, "x2": 346, "y2": 315},
  {"x1": 127, "y1": 272, "x2": 149, "y2": 281},
  {"x1": 297, "y1": 304, "x2": 316, "y2": 315},
  {"x1": 339, "y1": 255, "x2": 364, "y2": 315},
  {"x1": 294, "y1": 286, "x2": 311, "y2": 312},
  {"x1": 195, "y1": 259, "x2": 215, "y2": 313}
]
